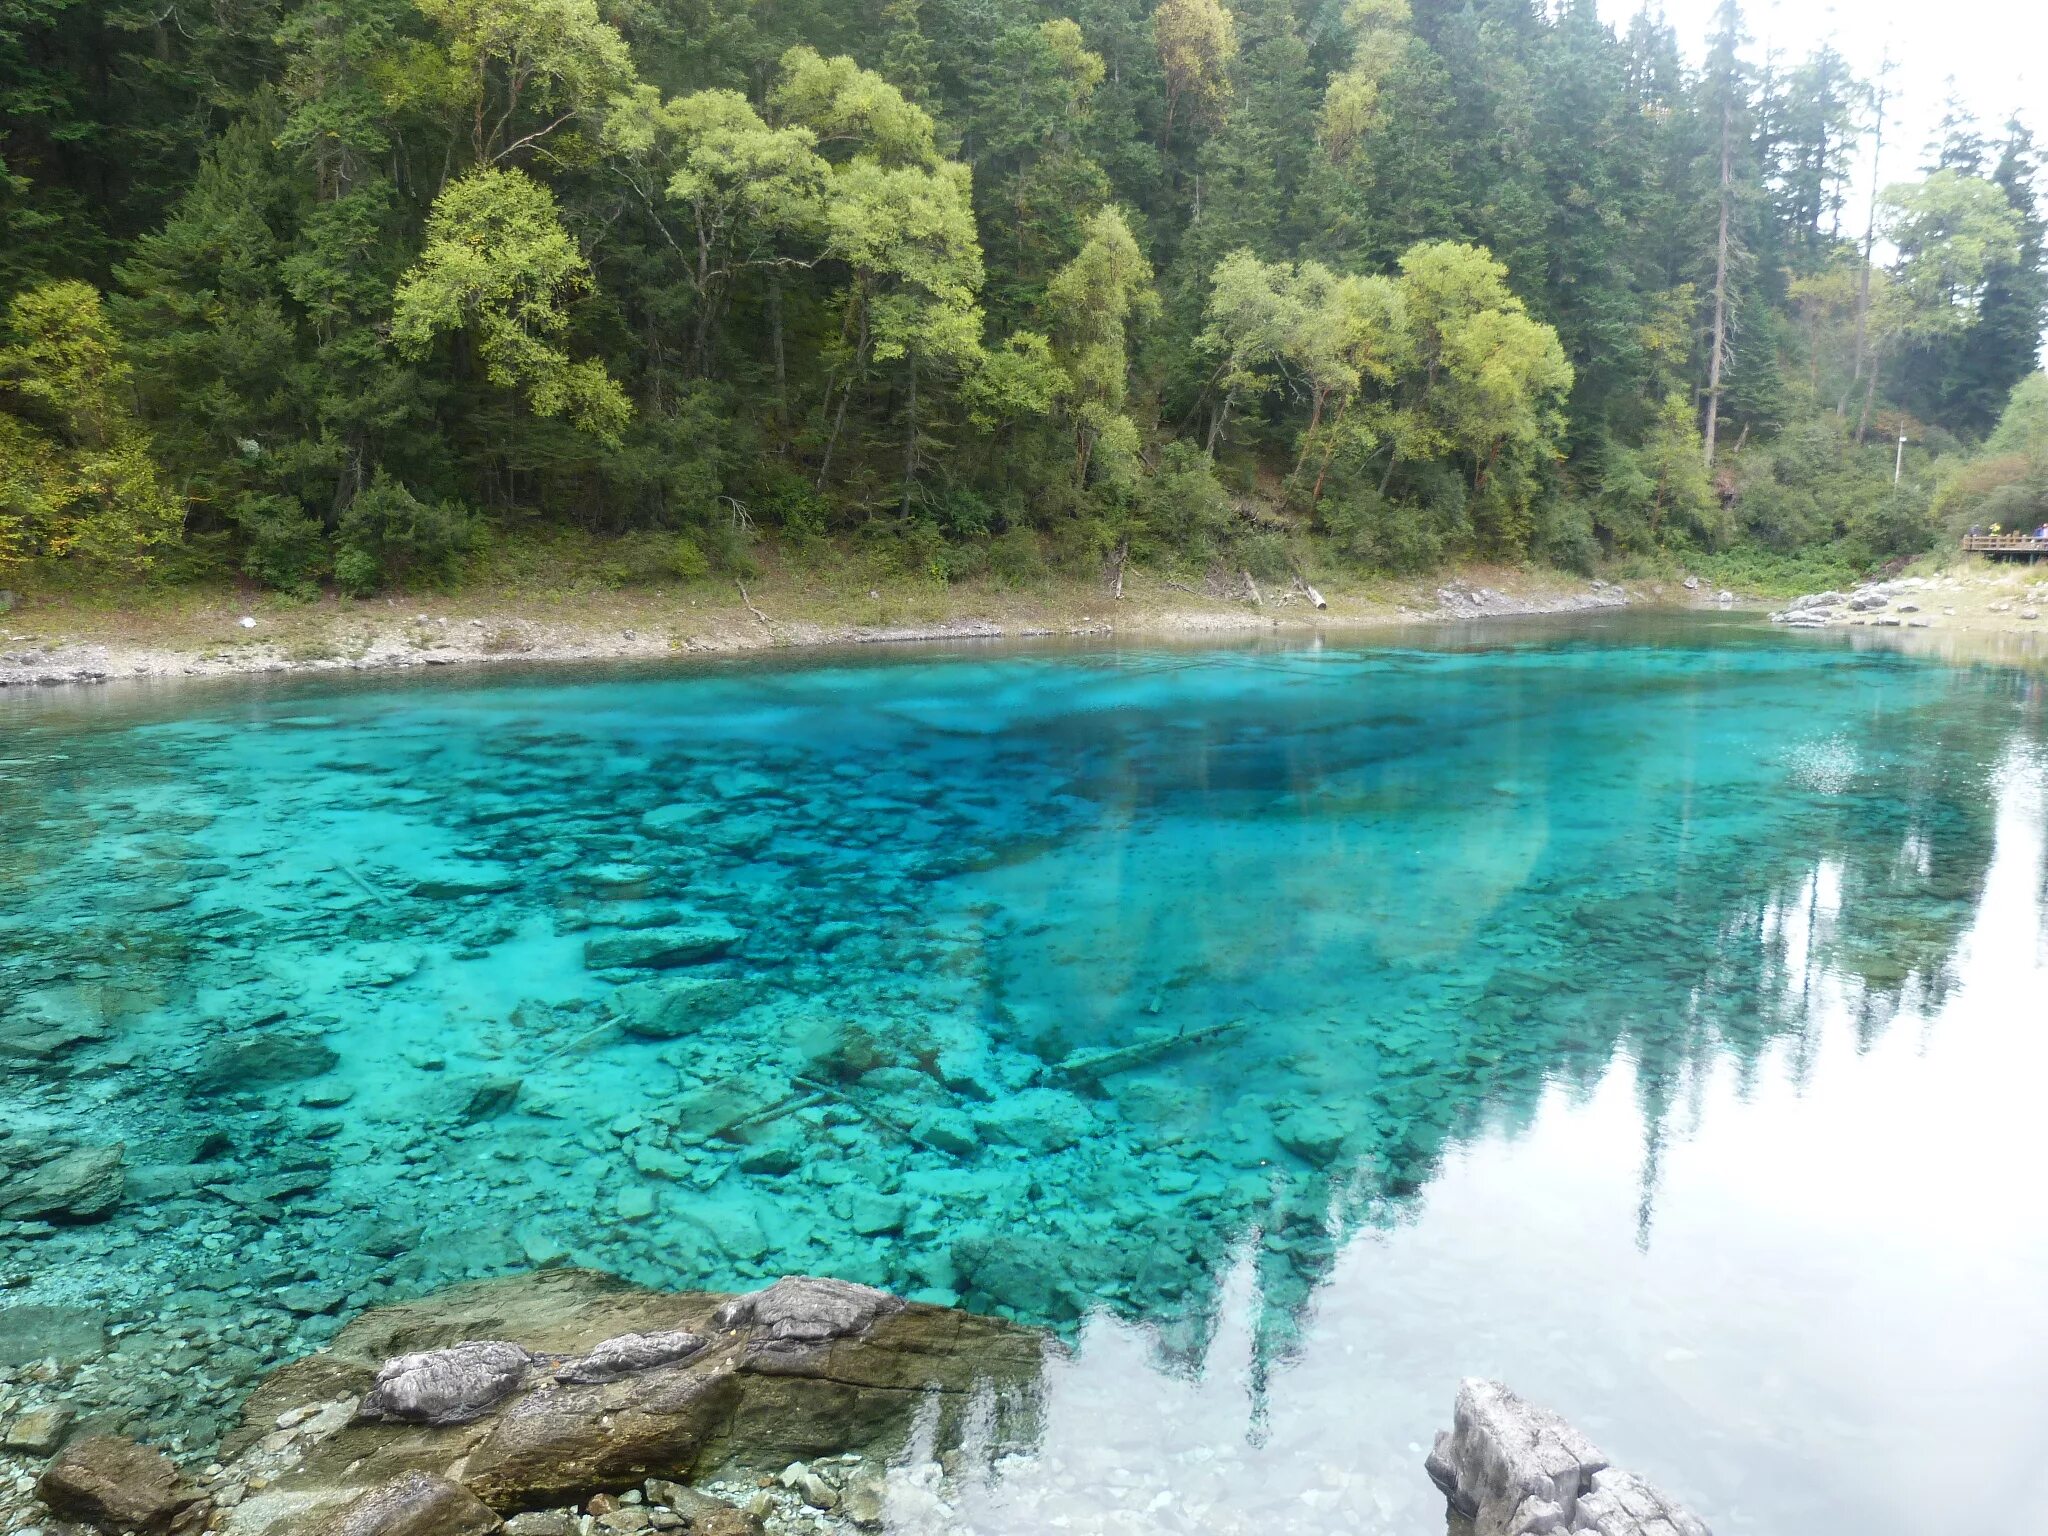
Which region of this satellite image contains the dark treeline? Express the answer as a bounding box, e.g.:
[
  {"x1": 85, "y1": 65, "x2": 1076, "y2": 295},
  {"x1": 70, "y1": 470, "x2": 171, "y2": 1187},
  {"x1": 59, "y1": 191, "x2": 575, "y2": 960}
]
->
[{"x1": 0, "y1": 0, "x2": 2043, "y2": 594}]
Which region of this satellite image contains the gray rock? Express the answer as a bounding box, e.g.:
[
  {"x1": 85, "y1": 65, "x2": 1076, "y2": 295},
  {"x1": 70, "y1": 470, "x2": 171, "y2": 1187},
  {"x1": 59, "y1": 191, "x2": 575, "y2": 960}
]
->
[
  {"x1": 0, "y1": 1144, "x2": 124, "y2": 1223},
  {"x1": 504, "y1": 1515, "x2": 579, "y2": 1536},
  {"x1": 809, "y1": 922, "x2": 861, "y2": 953},
  {"x1": 0, "y1": 1304, "x2": 105, "y2": 1365},
  {"x1": 554, "y1": 1330, "x2": 708, "y2": 1384},
  {"x1": 1274, "y1": 1108, "x2": 1347, "y2": 1167},
  {"x1": 611, "y1": 978, "x2": 753, "y2": 1040},
  {"x1": 125, "y1": 1164, "x2": 220, "y2": 1201},
  {"x1": 712, "y1": 1277, "x2": 904, "y2": 1349},
  {"x1": 461, "y1": 1077, "x2": 524, "y2": 1122},
  {"x1": 36, "y1": 1435, "x2": 205, "y2": 1533},
  {"x1": 327, "y1": 1471, "x2": 503, "y2": 1536},
  {"x1": 359, "y1": 1222, "x2": 424, "y2": 1259},
  {"x1": 359, "y1": 1341, "x2": 534, "y2": 1426},
  {"x1": 583, "y1": 921, "x2": 742, "y2": 971},
  {"x1": 1425, "y1": 1379, "x2": 1710, "y2": 1536},
  {"x1": 1576, "y1": 1469, "x2": 1715, "y2": 1536},
  {"x1": 704, "y1": 813, "x2": 776, "y2": 856},
  {"x1": 639, "y1": 803, "x2": 711, "y2": 842},
  {"x1": 188, "y1": 1036, "x2": 339, "y2": 1097},
  {"x1": 908, "y1": 1110, "x2": 979, "y2": 1159},
  {"x1": 277, "y1": 1285, "x2": 347, "y2": 1316}
]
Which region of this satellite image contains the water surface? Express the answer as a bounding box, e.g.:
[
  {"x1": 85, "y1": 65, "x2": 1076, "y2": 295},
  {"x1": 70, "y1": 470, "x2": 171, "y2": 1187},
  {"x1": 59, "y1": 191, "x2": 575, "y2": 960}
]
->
[{"x1": 4, "y1": 616, "x2": 2045, "y2": 1535}]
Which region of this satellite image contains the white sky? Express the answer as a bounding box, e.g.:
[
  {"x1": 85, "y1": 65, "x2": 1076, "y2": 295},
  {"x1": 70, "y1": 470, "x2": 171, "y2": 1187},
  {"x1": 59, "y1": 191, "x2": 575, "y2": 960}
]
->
[{"x1": 1598, "y1": 0, "x2": 2047, "y2": 195}]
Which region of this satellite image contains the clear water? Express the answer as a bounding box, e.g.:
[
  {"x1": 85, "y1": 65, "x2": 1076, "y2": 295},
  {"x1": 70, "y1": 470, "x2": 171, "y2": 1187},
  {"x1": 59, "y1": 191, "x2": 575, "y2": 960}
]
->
[{"x1": 4, "y1": 616, "x2": 2046, "y2": 1536}]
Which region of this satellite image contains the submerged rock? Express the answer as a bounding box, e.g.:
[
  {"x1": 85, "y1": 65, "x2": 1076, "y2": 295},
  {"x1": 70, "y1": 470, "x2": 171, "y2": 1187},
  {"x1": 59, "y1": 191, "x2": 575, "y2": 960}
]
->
[
  {"x1": 359, "y1": 1341, "x2": 535, "y2": 1426},
  {"x1": 0, "y1": 1142, "x2": 124, "y2": 1222},
  {"x1": 639, "y1": 803, "x2": 711, "y2": 842},
  {"x1": 0, "y1": 1302, "x2": 105, "y2": 1365},
  {"x1": 37, "y1": 1435, "x2": 206, "y2": 1533},
  {"x1": 611, "y1": 977, "x2": 753, "y2": 1039},
  {"x1": 4, "y1": 1402, "x2": 75, "y2": 1454},
  {"x1": 188, "y1": 1036, "x2": 340, "y2": 1097},
  {"x1": 1425, "y1": 1378, "x2": 1711, "y2": 1536},
  {"x1": 583, "y1": 921, "x2": 742, "y2": 971},
  {"x1": 461, "y1": 1076, "x2": 525, "y2": 1123}
]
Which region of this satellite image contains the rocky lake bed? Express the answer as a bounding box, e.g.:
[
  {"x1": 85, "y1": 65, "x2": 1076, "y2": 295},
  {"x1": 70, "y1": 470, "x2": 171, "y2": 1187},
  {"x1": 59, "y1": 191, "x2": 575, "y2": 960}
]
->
[{"x1": 5, "y1": 621, "x2": 2045, "y2": 1535}]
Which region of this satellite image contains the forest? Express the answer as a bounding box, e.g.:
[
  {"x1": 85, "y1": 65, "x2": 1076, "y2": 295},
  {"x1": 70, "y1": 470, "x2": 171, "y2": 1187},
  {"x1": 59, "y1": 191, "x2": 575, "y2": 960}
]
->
[{"x1": 0, "y1": 0, "x2": 2044, "y2": 597}]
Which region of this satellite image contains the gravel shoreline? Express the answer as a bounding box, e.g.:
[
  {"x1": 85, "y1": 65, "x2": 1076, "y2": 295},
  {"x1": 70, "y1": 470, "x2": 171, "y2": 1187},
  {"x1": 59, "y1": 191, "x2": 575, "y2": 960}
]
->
[{"x1": 0, "y1": 578, "x2": 1634, "y2": 690}]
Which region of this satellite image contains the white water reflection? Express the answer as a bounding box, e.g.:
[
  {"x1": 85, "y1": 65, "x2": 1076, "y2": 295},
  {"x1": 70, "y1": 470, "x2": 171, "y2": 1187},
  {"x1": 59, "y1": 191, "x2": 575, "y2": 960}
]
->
[{"x1": 919, "y1": 749, "x2": 2048, "y2": 1536}]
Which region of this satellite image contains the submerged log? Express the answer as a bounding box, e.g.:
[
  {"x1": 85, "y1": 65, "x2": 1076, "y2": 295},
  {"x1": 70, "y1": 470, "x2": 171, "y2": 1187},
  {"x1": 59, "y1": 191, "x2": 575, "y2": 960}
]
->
[{"x1": 1053, "y1": 1017, "x2": 1247, "y2": 1085}]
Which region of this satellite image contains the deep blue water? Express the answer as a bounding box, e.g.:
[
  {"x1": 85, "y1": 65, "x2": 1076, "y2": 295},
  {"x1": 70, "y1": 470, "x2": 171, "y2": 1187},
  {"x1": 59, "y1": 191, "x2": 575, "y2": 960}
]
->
[{"x1": 4, "y1": 616, "x2": 2046, "y2": 1535}]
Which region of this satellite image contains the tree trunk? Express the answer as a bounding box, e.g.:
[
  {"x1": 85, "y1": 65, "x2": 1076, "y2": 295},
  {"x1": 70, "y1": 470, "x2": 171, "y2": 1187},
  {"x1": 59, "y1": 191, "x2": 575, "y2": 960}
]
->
[
  {"x1": 1292, "y1": 391, "x2": 1327, "y2": 479},
  {"x1": 1703, "y1": 94, "x2": 1733, "y2": 470},
  {"x1": 900, "y1": 355, "x2": 919, "y2": 519},
  {"x1": 815, "y1": 303, "x2": 869, "y2": 491},
  {"x1": 1842, "y1": 61, "x2": 1888, "y2": 417},
  {"x1": 768, "y1": 272, "x2": 788, "y2": 426},
  {"x1": 1205, "y1": 392, "x2": 1231, "y2": 455}
]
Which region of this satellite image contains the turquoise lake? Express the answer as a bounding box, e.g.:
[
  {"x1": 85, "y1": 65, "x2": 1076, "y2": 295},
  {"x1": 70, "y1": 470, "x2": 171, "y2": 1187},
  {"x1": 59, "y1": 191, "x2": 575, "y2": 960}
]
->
[{"x1": 4, "y1": 615, "x2": 2047, "y2": 1535}]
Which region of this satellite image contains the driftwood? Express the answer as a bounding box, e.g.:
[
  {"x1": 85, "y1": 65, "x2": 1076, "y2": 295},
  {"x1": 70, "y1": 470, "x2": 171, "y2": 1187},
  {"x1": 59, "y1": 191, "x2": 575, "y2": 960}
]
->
[
  {"x1": 1295, "y1": 577, "x2": 1327, "y2": 609},
  {"x1": 736, "y1": 580, "x2": 770, "y2": 624},
  {"x1": 792, "y1": 1075, "x2": 952, "y2": 1156},
  {"x1": 534, "y1": 1017, "x2": 622, "y2": 1066},
  {"x1": 331, "y1": 859, "x2": 393, "y2": 907},
  {"x1": 1242, "y1": 570, "x2": 1262, "y2": 607},
  {"x1": 1111, "y1": 539, "x2": 1129, "y2": 601},
  {"x1": 720, "y1": 1089, "x2": 829, "y2": 1136},
  {"x1": 1054, "y1": 1017, "x2": 1247, "y2": 1085}
]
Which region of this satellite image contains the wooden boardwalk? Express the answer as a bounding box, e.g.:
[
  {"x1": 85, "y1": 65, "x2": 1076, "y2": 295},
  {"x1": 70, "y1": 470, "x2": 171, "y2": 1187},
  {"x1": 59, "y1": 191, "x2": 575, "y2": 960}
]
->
[{"x1": 1961, "y1": 534, "x2": 2048, "y2": 561}]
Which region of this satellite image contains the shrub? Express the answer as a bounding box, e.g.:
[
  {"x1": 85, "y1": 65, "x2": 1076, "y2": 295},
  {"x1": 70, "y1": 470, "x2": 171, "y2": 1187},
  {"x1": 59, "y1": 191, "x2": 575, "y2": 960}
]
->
[
  {"x1": 233, "y1": 493, "x2": 327, "y2": 595},
  {"x1": 333, "y1": 472, "x2": 479, "y2": 595},
  {"x1": 1138, "y1": 443, "x2": 1232, "y2": 564}
]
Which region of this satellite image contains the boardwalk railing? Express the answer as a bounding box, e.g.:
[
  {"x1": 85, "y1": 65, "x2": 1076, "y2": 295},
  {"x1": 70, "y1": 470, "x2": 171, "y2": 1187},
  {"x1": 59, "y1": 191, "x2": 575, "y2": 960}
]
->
[{"x1": 1961, "y1": 534, "x2": 2048, "y2": 555}]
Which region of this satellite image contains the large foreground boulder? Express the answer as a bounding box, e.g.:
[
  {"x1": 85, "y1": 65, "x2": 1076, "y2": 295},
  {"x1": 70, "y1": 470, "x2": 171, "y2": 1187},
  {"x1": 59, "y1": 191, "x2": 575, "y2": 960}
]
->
[
  {"x1": 213, "y1": 1269, "x2": 1045, "y2": 1536},
  {"x1": 1425, "y1": 1379, "x2": 1711, "y2": 1536},
  {"x1": 36, "y1": 1435, "x2": 205, "y2": 1533}
]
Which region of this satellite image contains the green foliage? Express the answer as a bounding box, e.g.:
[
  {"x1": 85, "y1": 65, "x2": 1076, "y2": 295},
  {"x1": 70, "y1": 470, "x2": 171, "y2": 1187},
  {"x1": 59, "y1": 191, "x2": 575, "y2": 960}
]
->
[
  {"x1": 1137, "y1": 441, "x2": 1233, "y2": 563},
  {"x1": 1985, "y1": 373, "x2": 2048, "y2": 457},
  {"x1": 1933, "y1": 372, "x2": 2048, "y2": 534},
  {"x1": 414, "y1": 0, "x2": 637, "y2": 162},
  {"x1": 0, "y1": 280, "x2": 181, "y2": 569},
  {"x1": 333, "y1": 472, "x2": 479, "y2": 594},
  {"x1": 2, "y1": 0, "x2": 2040, "y2": 594},
  {"x1": 234, "y1": 493, "x2": 330, "y2": 594},
  {"x1": 392, "y1": 168, "x2": 630, "y2": 442}
]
